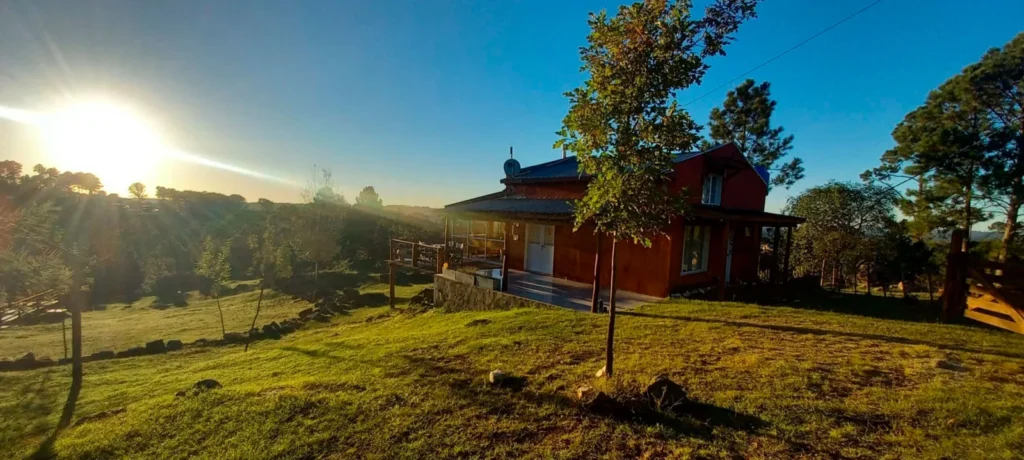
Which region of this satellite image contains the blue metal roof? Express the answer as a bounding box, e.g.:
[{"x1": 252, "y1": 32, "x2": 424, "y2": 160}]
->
[
  {"x1": 445, "y1": 195, "x2": 572, "y2": 216},
  {"x1": 506, "y1": 147, "x2": 716, "y2": 182}
]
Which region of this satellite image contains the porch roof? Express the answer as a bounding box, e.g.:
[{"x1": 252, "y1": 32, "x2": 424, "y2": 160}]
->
[
  {"x1": 444, "y1": 193, "x2": 572, "y2": 222},
  {"x1": 689, "y1": 205, "x2": 805, "y2": 226}
]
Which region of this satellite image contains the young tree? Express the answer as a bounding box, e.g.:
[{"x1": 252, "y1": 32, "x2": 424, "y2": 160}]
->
[
  {"x1": 298, "y1": 168, "x2": 342, "y2": 281},
  {"x1": 355, "y1": 186, "x2": 384, "y2": 208},
  {"x1": 196, "y1": 236, "x2": 231, "y2": 338},
  {"x1": 707, "y1": 79, "x2": 804, "y2": 189},
  {"x1": 245, "y1": 227, "x2": 292, "y2": 352},
  {"x1": 555, "y1": 0, "x2": 757, "y2": 377}
]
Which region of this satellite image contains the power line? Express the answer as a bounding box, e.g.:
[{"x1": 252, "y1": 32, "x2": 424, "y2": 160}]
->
[{"x1": 682, "y1": 0, "x2": 886, "y2": 108}]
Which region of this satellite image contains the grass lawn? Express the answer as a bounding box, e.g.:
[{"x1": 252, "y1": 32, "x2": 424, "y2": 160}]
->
[
  {"x1": 2, "y1": 294, "x2": 1023, "y2": 459},
  {"x1": 0, "y1": 290, "x2": 313, "y2": 360}
]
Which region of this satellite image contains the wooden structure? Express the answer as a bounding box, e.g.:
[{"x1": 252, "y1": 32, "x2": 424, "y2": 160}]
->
[
  {"x1": 386, "y1": 239, "x2": 444, "y2": 308},
  {"x1": 945, "y1": 229, "x2": 1024, "y2": 334},
  {"x1": 442, "y1": 143, "x2": 805, "y2": 302}
]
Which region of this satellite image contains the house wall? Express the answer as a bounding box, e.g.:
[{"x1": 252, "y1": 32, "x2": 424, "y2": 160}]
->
[
  {"x1": 506, "y1": 222, "x2": 673, "y2": 297},
  {"x1": 721, "y1": 167, "x2": 767, "y2": 210},
  {"x1": 669, "y1": 144, "x2": 767, "y2": 210},
  {"x1": 506, "y1": 221, "x2": 526, "y2": 271},
  {"x1": 491, "y1": 143, "x2": 769, "y2": 297}
]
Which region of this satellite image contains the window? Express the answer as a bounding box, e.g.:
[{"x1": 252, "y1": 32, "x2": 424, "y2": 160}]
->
[
  {"x1": 702, "y1": 174, "x2": 722, "y2": 206},
  {"x1": 681, "y1": 225, "x2": 710, "y2": 274},
  {"x1": 450, "y1": 219, "x2": 506, "y2": 263}
]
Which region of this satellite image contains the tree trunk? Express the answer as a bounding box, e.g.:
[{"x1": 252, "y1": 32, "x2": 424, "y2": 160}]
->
[
  {"x1": 819, "y1": 257, "x2": 827, "y2": 287},
  {"x1": 866, "y1": 265, "x2": 872, "y2": 296},
  {"x1": 999, "y1": 190, "x2": 1020, "y2": 263},
  {"x1": 927, "y1": 273, "x2": 934, "y2": 303},
  {"x1": 831, "y1": 260, "x2": 837, "y2": 291},
  {"x1": 604, "y1": 237, "x2": 617, "y2": 378},
  {"x1": 244, "y1": 286, "x2": 265, "y2": 352},
  {"x1": 964, "y1": 183, "x2": 973, "y2": 250},
  {"x1": 58, "y1": 260, "x2": 86, "y2": 429},
  {"x1": 215, "y1": 294, "x2": 226, "y2": 338},
  {"x1": 591, "y1": 232, "x2": 602, "y2": 313}
]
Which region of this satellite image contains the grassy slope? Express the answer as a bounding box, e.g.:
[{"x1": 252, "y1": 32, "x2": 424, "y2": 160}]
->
[
  {"x1": 0, "y1": 290, "x2": 312, "y2": 360},
  {"x1": 2, "y1": 295, "x2": 1024, "y2": 459}
]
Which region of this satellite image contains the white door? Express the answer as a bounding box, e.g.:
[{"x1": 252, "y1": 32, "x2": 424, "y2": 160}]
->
[
  {"x1": 526, "y1": 224, "x2": 555, "y2": 275},
  {"x1": 725, "y1": 228, "x2": 735, "y2": 283}
]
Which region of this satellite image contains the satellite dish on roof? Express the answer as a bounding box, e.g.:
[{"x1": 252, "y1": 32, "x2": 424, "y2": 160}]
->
[{"x1": 504, "y1": 158, "x2": 521, "y2": 178}]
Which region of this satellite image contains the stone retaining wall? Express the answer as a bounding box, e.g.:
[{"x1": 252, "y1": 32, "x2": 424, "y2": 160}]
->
[{"x1": 433, "y1": 274, "x2": 554, "y2": 312}]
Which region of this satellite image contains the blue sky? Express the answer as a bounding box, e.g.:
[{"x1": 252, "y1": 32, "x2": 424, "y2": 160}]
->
[{"x1": 0, "y1": 0, "x2": 1021, "y2": 210}]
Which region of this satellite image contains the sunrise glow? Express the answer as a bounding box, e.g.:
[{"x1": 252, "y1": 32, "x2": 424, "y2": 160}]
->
[{"x1": 37, "y1": 99, "x2": 166, "y2": 193}]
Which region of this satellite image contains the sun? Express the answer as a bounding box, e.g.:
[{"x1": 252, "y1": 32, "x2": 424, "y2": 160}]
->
[{"x1": 39, "y1": 98, "x2": 166, "y2": 194}]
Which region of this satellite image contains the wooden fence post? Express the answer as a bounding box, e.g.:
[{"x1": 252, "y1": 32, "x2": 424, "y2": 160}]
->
[
  {"x1": 442, "y1": 217, "x2": 449, "y2": 265},
  {"x1": 770, "y1": 226, "x2": 781, "y2": 284},
  {"x1": 942, "y1": 229, "x2": 966, "y2": 322},
  {"x1": 783, "y1": 226, "x2": 793, "y2": 282},
  {"x1": 412, "y1": 243, "x2": 419, "y2": 271},
  {"x1": 591, "y1": 232, "x2": 602, "y2": 313},
  {"x1": 389, "y1": 261, "x2": 396, "y2": 309}
]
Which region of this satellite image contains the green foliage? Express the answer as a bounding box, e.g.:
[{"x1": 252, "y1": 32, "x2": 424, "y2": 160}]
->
[
  {"x1": 127, "y1": 182, "x2": 147, "y2": 201},
  {"x1": 355, "y1": 186, "x2": 384, "y2": 208},
  {"x1": 866, "y1": 32, "x2": 1023, "y2": 253},
  {"x1": 196, "y1": 237, "x2": 231, "y2": 296},
  {"x1": 555, "y1": 0, "x2": 757, "y2": 245},
  {"x1": 707, "y1": 79, "x2": 804, "y2": 189},
  {"x1": 784, "y1": 181, "x2": 937, "y2": 289},
  {"x1": 0, "y1": 200, "x2": 72, "y2": 307}
]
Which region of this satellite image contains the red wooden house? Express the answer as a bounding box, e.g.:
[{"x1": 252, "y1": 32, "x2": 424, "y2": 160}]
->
[{"x1": 443, "y1": 143, "x2": 803, "y2": 299}]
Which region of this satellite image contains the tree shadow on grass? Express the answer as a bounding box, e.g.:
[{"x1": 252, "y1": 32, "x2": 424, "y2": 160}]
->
[
  {"x1": 31, "y1": 370, "x2": 81, "y2": 459},
  {"x1": 395, "y1": 353, "x2": 768, "y2": 441},
  {"x1": 619, "y1": 311, "x2": 1024, "y2": 360},
  {"x1": 723, "y1": 283, "x2": 943, "y2": 324}
]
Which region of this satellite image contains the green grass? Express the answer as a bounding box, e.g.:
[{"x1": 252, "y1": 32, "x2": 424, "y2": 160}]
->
[
  {"x1": 2, "y1": 294, "x2": 1024, "y2": 459},
  {"x1": 0, "y1": 290, "x2": 311, "y2": 360}
]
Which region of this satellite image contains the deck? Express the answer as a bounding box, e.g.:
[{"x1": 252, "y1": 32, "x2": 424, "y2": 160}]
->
[{"x1": 478, "y1": 269, "x2": 661, "y2": 311}]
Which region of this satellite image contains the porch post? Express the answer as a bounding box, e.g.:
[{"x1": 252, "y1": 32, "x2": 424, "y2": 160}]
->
[
  {"x1": 754, "y1": 224, "x2": 762, "y2": 283},
  {"x1": 783, "y1": 225, "x2": 794, "y2": 282},
  {"x1": 591, "y1": 231, "x2": 602, "y2": 313},
  {"x1": 717, "y1": 222, "x2": 730, "y2": 301},
  {"x1": 442, "y1": 216, "x2": 449, "y2": 265},
  {"x1": 501, "y1": 221, "x2": 511, "y2": 292},
  {"x1": 771, "y1": 226, "x2": 781, "y2": 284}
]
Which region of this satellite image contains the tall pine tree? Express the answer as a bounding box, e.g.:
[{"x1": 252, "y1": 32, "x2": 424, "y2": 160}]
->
[{"x1": 707, "y1": 79, "x2": 804, "y2": 189}]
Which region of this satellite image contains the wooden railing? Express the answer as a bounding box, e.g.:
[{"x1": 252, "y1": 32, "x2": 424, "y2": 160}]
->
[
  {"x1": 389, "y1": 239, "x2": 445, "y2": 274},
  {"x1": 945, "y1": 229, "x2": 1024, "y2": 334}
]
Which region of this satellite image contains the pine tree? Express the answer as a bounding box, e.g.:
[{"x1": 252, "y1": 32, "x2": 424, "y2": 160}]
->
[
  {"x1": 707, "y1": 79, "x2": 804, "y2": 189},
  {"x1": 355, "y1": 186, "x2": 384, "y2": 209}
]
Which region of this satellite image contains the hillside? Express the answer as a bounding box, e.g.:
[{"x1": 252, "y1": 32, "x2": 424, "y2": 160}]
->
[{"x1": 2, "y1": 297, "x2": 1023, "y2": 459}]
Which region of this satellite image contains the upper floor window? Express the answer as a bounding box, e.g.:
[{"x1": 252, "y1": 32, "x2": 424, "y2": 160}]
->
[{"x1": 702, "y1": 174, "x2": 722, "y2": 206}]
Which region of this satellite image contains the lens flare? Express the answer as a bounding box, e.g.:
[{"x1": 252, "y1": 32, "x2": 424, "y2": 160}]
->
[{"x1": 0, "y1": 101, "x2": 293, "y2": 188}]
